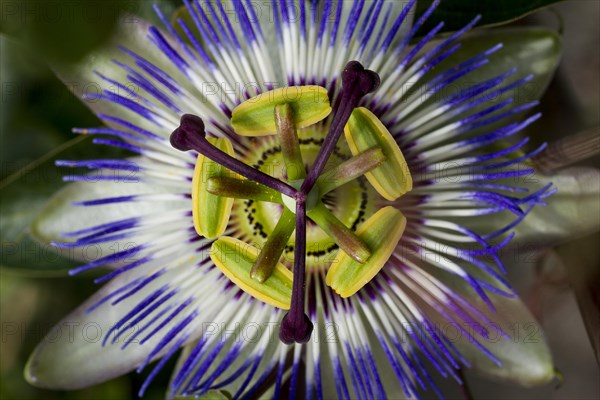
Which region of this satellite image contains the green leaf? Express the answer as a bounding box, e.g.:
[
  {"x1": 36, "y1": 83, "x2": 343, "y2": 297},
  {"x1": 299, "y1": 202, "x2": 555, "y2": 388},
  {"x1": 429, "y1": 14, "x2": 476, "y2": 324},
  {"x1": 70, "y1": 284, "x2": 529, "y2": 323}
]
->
[
  {"x1": 0, "y1": 35, "x2": 105, "y2": 175},
  {"x1": 415, "y1": 0, "x2": 565, "y2": 36},
  {"x1": 0, "y1": 0, "x2": 142, "y2": 62}
]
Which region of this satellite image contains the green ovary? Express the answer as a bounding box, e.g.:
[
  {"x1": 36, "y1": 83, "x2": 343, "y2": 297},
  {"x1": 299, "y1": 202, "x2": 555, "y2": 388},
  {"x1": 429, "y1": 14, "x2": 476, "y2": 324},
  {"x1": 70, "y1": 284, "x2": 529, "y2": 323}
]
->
[{"x1": 229, "y1": 125, "x2": 379, "y2": 271}]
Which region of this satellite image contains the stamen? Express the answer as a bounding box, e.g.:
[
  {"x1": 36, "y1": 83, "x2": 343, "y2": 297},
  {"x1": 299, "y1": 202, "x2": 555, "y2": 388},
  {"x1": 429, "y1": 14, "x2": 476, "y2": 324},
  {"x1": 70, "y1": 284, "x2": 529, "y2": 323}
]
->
[
  {"x1": 279, "y1": 199, "x2": 313, "y2": 344},
  {"x1": 275, "y1": 103, "x2": 306, "y2": 181},
  {"x1": 207, "y1": 177, "x2": 283, "y2": 203},
  {"x1": 307, "y1": 201, "x2": 371, "y2": 263},
  {"x1": 326, "y1": 206, "x2": 407, "y2": 297},
  {"x1": 210, "y1": 237, "x2": 293, "y2": 309},
  {"x1": 192, "y1": 137, "x2": 235, "y2": 238},
  {"x1": 301, "y1": 61, "x2": 380, "y2": 193},
  {"x1": 231, "y1": 86, "x2": 332, "y2": 136},
  {"x1": 345, "y1": 107, "x2": 413, "y2": 200},
  {"x1": 250, "y1": 209, "x2": 295, "y2": 282},
  {"x1": 316, "y1": 147, "x2": 386, "y2": 195},
  {"x1": 171, "y1": 114, "x2": 298, "y2": 198}
]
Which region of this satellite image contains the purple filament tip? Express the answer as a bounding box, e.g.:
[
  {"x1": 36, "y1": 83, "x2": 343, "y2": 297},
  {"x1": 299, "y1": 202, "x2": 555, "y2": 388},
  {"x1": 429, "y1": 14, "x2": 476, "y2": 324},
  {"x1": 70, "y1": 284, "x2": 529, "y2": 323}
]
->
[
  {"x1": 301, "y1": 61, "x2": 380, "y2": 192},
  {"x1": 170, "y1": 114, "x2": 298, "y2": 198},
  {"x1": 170, "y1": 114, "x2": 206, "y2": 151}
]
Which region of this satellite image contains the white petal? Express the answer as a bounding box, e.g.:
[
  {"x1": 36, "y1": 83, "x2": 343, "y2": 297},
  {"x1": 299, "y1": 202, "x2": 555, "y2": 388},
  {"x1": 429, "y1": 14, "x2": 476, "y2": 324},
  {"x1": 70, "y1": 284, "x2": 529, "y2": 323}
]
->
[
  {"x1": 31, "y1": 174, "x2": 186, "y2": 263},
  {"x1": 424, "y1": 267, "x2": 556, "y2": 387},
  {"x1": 24, "y1": 269, "x2": 195, "y2": 389},
  {"x1": 462, "y1": 297, "x2": 555, "y2": 386}
]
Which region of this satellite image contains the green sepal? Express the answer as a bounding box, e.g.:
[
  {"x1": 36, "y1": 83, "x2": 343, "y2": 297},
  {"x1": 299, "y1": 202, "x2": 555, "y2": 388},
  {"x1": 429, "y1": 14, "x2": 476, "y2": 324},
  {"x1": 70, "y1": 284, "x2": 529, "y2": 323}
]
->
[
  {"x1": 231, "y1": 86, "x2": 332, "y2": 136},
  {"x1": 210, "y1": 236, "x2": 293, "y2": 309},
  {"x1": 326, "y1": 207, "x2": 406, "y2": 297},
  {"x1": 345, "y1": 108, "x2": 413, "y2": 201},
  {"x1": 192, "y1": 138, "x2": 236, "y2": 238}
]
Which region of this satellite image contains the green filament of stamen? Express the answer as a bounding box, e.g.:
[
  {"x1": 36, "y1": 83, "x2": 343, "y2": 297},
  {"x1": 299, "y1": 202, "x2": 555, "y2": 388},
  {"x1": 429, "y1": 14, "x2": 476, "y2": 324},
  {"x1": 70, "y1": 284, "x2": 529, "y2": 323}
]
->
[
  {"x1": 250, "y1": 209, "x2": 296, "y2": 283},
  {"x1": 316, "y1": 147, "x2": 387, "y2": 195},
  {"x1": 275, "y1": 103, "x2": 306, "y2": 181},
  {"x1": 307, "y1": 201, "x2": 371, "y2": 263},
  {"x1": 207, "y1": 177, "x2": 283, "y2": 203}
]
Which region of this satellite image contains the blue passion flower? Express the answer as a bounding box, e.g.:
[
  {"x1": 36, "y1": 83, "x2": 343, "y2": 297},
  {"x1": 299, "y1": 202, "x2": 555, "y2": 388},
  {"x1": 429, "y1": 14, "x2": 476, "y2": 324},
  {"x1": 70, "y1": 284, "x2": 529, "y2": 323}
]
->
[{"x1": 25, "y1": 1, "x2": 575, "y2": 399}]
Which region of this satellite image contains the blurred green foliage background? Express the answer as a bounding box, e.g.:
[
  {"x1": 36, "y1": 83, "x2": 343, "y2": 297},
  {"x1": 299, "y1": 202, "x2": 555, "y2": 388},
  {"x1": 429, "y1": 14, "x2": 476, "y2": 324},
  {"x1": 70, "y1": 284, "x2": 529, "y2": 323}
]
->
[
  {"x1": 1, "y1": 1, "x2": 598, "y2": 399},
  {"x1": 1, "y1": 2, "x2": 181, "y2": 398}
]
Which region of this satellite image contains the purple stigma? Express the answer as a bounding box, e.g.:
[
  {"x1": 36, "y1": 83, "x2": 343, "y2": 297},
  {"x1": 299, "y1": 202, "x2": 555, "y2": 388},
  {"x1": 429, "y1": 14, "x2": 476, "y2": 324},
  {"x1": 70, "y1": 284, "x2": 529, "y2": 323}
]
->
[
  {"x1": 301, "y1": 61, "x2": 380, "y2": 193},
  {"x1": 170, "y1": 114, "x2": 206, "y2": 151},
  {"x1": 279, "y1": 198, "x2": 314, "y2": 344},
  {"x1": 280, "y1": 61, "x2": 380, "y2": 344},
  {"x1": 170, "y1": 114, "x2": 298, "y2": 198}
]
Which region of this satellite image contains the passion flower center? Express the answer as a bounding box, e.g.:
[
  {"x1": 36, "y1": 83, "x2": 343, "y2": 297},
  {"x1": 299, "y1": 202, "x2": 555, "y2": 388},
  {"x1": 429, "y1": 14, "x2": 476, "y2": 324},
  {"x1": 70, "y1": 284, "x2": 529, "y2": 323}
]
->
[
  {"x1": 234, "y1": 132, "x2": 378, "y2": 270},
  {"x1": 170, "y1": 61, "x2": 412, "y2": 345},
  {"x1": 280, "y1": 179, "x2": 319, "y2": 215}
]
